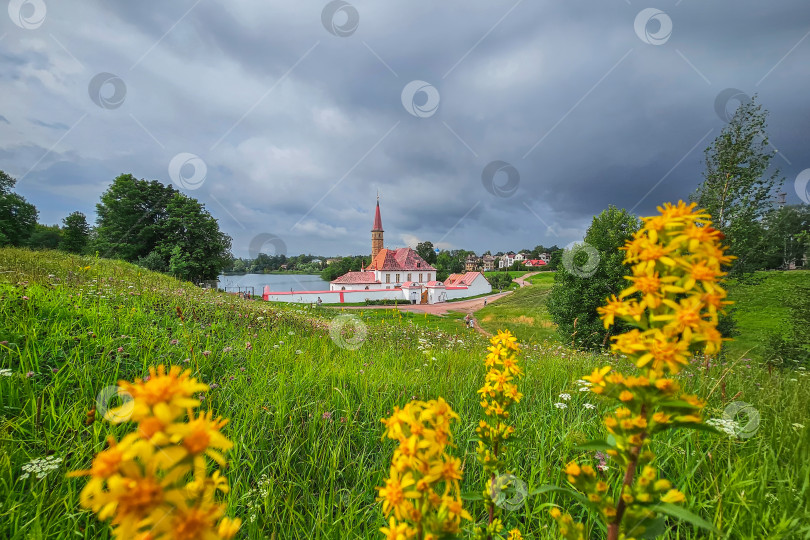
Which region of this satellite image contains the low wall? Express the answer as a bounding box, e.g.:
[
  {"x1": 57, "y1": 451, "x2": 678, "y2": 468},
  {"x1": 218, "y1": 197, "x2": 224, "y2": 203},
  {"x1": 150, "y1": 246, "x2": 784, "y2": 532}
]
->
[{"x1": 264, "y1": 288, "x2": 409, "y2": 304}]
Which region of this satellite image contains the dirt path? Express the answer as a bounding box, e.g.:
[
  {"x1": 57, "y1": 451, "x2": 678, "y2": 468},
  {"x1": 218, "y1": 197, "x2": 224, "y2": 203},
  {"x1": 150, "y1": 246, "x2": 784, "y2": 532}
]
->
[{"x1": 514, "y1": 271, "x2": 540, "y2": 287}]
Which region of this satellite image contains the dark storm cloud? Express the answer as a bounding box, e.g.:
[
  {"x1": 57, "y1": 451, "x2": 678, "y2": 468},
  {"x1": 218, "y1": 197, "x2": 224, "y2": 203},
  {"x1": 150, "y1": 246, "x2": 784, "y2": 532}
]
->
[{"x1": 1, "y1": 0, "x2": 808, "y2": 256}]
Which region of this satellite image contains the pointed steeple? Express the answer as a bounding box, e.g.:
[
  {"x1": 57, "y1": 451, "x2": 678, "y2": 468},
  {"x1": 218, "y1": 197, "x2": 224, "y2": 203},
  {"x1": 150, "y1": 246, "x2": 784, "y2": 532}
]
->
[
  {"x1": 371, "y1": 195, "x2": 384, "y2": 261},
  {"x1": 372, "y1": 195, "x2": 383, "y2": 232}
]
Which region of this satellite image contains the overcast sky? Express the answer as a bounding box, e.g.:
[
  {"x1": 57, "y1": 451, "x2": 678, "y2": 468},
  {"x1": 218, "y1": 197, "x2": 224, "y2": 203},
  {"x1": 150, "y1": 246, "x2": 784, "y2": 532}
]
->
[{"x1": 2, "y1": 0, "x2": 809, "y2": 257}]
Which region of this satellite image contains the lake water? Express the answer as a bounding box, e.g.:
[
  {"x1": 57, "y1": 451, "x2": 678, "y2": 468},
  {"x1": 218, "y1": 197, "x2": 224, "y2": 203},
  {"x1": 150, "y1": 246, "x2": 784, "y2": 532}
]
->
[{"x1": 217, "y1": 273, "x2": 330, "y2": 293}]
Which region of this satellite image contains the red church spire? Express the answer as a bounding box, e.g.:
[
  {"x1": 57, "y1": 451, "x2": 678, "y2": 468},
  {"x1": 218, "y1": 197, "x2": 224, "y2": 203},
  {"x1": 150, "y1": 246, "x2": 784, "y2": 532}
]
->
[{"x1": 372, "y1": 194, "x2": 383, "y2": 232}]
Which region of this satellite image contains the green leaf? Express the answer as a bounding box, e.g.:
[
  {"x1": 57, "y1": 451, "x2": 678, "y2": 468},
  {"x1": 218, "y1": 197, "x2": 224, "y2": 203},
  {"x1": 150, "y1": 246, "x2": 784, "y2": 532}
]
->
[
  {"x1": 575, "y1": 439, "x2": 613, "y2": 451},
  {"x1": 461, "y1": 491, "x2": 484, "y2": 501},
  {"x1": 660, "y1": 422, "x2": 722, "y2": 435},
  {"x1": 659, "y1": 399, "x2": 702, "y2": 409},
  {"x1": 528, "y1": 485, "x2": 607, "y2": 532},
  {"x1": 651, "y1": 503, "x2": 720, "y2": 535}
]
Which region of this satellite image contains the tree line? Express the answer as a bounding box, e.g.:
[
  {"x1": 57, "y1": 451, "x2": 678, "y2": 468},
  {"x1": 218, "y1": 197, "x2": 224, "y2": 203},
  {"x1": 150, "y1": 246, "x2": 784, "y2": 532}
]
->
[{"x1": 0, "y1": 172, "x2": 232, "y2": 282}]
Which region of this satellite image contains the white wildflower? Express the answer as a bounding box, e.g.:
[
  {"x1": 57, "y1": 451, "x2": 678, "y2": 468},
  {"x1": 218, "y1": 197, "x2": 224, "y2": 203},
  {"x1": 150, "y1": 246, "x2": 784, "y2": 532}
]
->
[
  {"x1": 20, "y1": 455, "x2": 63, "y2": 480},
  {"x1": 554, "y1": 402, "x2": 567, "y2": 409},
  {"x1": 559, "y1": 393, "x2": 571, "y2": 401},
  {"x1": 583, "y1": 403, "x2": 596, "y2": 410}
]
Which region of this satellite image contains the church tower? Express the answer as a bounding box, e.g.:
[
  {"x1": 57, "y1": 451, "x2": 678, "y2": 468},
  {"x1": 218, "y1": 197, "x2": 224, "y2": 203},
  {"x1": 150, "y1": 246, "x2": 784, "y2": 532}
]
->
[{"x1": 371, "y1": 195, "x2": 384, "y2": 260}]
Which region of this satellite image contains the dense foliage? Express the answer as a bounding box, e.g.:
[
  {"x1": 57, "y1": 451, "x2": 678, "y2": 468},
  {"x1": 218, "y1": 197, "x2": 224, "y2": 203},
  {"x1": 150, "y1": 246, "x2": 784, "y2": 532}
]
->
[
  {"x1": 548, "y1": 206, "x2": 641, "y2": 350},
  {"x1": 94, "y1": 174, "x2": 232, "y2": 282},
  {"x1": 0, "y1": 170, "x2": 38, "y2": 247}
]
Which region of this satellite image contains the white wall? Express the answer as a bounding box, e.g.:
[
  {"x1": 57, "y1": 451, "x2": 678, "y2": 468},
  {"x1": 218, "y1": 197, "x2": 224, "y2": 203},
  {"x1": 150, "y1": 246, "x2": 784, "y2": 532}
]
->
[{"x1": 265, "y1": 288, "x2": 408, "y2": 304}]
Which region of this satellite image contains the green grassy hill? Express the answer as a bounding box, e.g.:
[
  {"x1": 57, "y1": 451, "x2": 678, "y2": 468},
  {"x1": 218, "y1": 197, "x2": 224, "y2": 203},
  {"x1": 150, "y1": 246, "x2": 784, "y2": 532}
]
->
[
  {"x1": 1, "y1": 249, "x2": 809, "y2": 538},
  {"x1": 476, "y1": 273, "x2": 557, "y2": 343}
]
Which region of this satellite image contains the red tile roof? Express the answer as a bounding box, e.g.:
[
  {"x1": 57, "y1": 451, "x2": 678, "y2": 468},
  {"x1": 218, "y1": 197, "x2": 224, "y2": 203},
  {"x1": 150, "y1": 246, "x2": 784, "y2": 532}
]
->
[
  {"x1": 330, "y1": 271, "x2": 379, "y2": 284},
  {"x1": 367, "y1": 248, "x2": 436, "y2": 272},
  {"x1": 372, "y1": 201, "x2": 383, "y2": 231},
  {"x1": 445, "y1": 271, "x2": 486, "y2": 286}
]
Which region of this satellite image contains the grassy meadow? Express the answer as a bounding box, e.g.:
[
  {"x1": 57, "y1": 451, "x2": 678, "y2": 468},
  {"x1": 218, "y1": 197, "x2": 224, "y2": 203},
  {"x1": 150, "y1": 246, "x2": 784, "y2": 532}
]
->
[
  {"x1": 476, "y1": 273, "x2": 557, "y2": 343},
  {"x1": 1, "y1": 248, "x2": 809, "y2": 539}
]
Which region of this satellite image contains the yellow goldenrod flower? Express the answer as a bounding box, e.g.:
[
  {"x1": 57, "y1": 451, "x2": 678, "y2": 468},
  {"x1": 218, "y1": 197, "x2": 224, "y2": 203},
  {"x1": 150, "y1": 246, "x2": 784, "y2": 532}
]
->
[{"x1": 660, "y1": 489, "x2": 686, "y2": 504}]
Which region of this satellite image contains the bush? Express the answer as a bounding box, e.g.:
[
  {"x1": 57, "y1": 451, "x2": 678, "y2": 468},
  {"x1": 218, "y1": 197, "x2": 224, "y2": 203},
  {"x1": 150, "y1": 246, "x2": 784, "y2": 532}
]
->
[{"x1": 547, "y1": 206, "x2": 640, "y2": 350}]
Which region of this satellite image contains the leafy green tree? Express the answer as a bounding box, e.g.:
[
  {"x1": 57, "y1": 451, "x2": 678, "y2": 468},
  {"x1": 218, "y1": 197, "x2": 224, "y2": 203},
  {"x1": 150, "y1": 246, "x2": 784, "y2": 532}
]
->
[
  {"x1": 158, "y1": 193, "x2": 232, "y2": 282},
  {"x1": 60, "y1": 211, "x2": 90, "y2": 254},
  {"x1": 0, "y1": 170, "x2": 38, "y2": 246},
  {"x1": 547, "y1": 206, "x2": 640, "y2": 350},
  {"x1": 27, "y1": 224, "x2": 62, "y2": 249},
  {"x1": 95, "y1": 174, "x2": 231, "y2": 281},
  {"x1": 416, "y1": 241, "x2": 437, "y2": 264},
  {"x1": 692, "y1": 96, "x2": 783, "y2": 274},
  {"x1": 95, "y1": 174, "x2": 176, "y2": 260}
]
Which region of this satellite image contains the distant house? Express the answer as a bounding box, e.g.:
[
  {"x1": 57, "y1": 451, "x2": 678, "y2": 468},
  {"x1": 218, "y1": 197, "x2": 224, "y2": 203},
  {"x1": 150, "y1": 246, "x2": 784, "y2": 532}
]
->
[
  {"x1": 465, "y1": 254, "x2": 481, "y2": 271},
  {"x1": 482, "y1": 254, "x2": 496, "y2": 271},
  {"x1": 325, "y1": 258, "x2": 341, "y2": 265},
  {"x1": 499, "y1": 252, "x2": 519, "y2": 269}
]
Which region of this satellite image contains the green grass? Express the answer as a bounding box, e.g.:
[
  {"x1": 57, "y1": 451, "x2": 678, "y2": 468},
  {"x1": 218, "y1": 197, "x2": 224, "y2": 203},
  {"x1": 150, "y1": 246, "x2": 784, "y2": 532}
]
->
[
  {"x1": 723, "y1": 270, "x2": 810, "y2": 362},
  {"x1": 1, "y1": 248, "x2": 809, "y2": 539},
  {"x1": 483, "y1": 271, "x2": 529, "y2": 280},
  {"x1": 476, "y1": 273, "x2": 557, "y2": 343}
]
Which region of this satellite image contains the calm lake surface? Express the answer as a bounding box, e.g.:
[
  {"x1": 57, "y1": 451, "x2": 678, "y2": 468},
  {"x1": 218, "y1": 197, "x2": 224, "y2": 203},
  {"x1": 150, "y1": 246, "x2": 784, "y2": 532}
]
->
[{"x1": 217, "y1": 273, "x2": 330, "y2": 293}]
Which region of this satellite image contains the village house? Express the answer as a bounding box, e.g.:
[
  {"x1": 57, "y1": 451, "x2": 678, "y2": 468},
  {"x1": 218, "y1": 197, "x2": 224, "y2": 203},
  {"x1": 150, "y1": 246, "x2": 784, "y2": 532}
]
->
[{"x1": 465, "y1": 254, "x2": 481, "y2": 271}]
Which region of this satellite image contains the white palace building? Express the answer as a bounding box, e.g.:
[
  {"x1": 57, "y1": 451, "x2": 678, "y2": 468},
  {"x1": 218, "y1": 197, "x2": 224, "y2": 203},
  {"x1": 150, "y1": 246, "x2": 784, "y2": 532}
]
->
[{"x1": 262, "y1": 199, "x2": 491, "y2": 304}]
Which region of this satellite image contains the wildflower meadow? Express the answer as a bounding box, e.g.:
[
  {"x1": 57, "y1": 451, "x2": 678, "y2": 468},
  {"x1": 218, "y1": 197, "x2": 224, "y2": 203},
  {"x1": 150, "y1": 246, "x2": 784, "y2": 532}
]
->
[{"x1": 0, "y1": 202, "x2": 809, "y2": 539}]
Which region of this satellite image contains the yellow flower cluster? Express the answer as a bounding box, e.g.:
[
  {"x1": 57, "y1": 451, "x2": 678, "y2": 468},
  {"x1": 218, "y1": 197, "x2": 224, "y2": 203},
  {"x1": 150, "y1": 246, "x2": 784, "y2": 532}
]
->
[
  {"x1": 476, "y1": 330, "x2": 523, "y2": 472},
  {"x1": 69, "y1": 365, "x2": 241, "y2": 540},
  {"x1": 551, "y1": 202, "x2": 731, "y2": 540},
  {"x1": 597, "y1": 201, "x2": 733, "y2": 373},
  {"x1": 476, "y1": 330, "x2": 524, "y2": 538},
  {"x1": 378, "y1": 398, "x2": 469, "y2": 539}
]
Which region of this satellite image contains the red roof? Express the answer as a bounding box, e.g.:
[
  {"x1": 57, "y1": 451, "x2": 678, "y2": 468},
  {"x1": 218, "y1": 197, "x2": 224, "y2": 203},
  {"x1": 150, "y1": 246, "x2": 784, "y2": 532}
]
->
[
  {"x1": 372, "y1": 200, "x2": 383, "y2": 232},
  {"x1": 368, "y1": 248, "x2": 436, "y2": 272},
  {"x1": 525, "y1": 259, "x2": 547, "y2": 266},
  {"x1": 330, "y1": 271, "x2": 379, "y2": 284},
  {"x1": 445, "y1": 272, "x2": 486, "y2": 286}
]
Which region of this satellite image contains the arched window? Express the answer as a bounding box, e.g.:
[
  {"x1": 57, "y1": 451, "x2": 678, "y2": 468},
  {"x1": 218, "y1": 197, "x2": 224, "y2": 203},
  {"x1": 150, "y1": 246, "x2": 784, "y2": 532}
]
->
[
  {"x1": 365, "y1": 286, "x2": 369, "y2": 290},
  {"x1": 341, "y1": 286, "x2": 346, "y2": 291}
]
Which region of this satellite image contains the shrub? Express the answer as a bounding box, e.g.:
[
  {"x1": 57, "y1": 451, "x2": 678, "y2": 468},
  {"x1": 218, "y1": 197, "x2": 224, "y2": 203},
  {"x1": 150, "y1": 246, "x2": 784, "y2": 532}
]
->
[{"x1": 548, "y1": 206, "x2": 640, "y2": 350}]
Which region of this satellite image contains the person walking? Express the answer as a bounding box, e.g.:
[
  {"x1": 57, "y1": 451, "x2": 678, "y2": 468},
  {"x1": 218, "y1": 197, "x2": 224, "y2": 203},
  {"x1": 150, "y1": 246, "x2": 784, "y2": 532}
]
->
[{"x1": 317, "y1": 296, "x2": 323, "y2": 308}]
